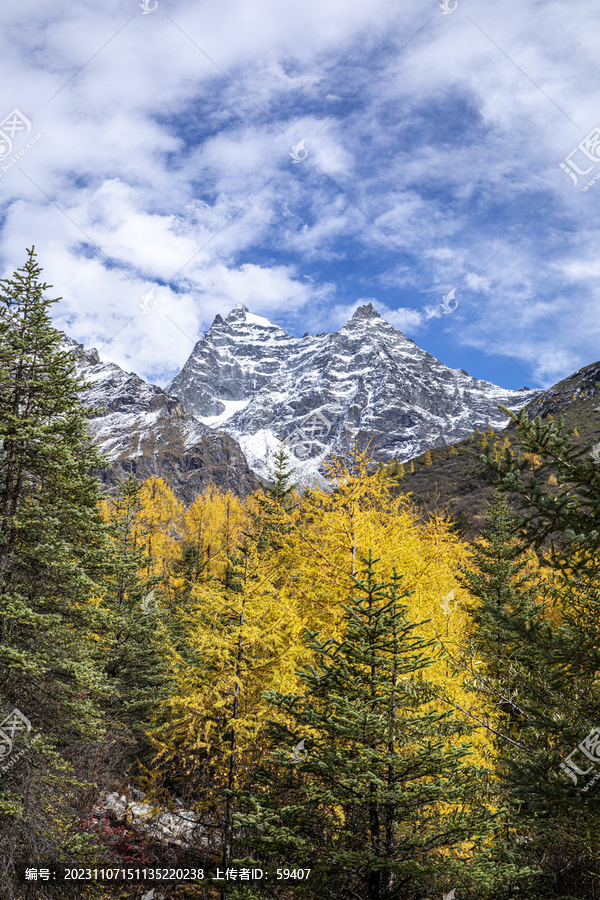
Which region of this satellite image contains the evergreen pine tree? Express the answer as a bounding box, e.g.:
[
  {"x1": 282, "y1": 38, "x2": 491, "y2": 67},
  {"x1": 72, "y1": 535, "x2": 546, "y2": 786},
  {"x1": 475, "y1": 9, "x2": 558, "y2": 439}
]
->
[
  {"x1": 0, "y1": 247, "x2": 109, "y2": 735},
  {"x1": 444, "y1": 493, "x2": 545, "y2": 890},
  {"x1": 456, "y1": 493, "x2": 539, "y2": 737},
  {"x1": 462, "y1": 409, "x2": 600, "y2": 897},
  {"x1": 234, "y1": 554, "x2": 502, "y2": 900},
  {"x1": 481, "y1": 406, "x2": 600, "y2": 578},
  {"x1": 265, "y1": 437, "x2": 298, "y2": 510},
  {"x1": 0, "y1": 248, "x2": 112, "y2": 891},
  {"x1": 251, "y1": 437, "x2": 298, "y2": 554}
]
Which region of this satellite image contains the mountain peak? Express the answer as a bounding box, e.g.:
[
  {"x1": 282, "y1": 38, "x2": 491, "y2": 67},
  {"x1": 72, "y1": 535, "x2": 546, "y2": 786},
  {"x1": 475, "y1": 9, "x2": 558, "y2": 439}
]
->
[
  {"x1": 351, "y1": 302, "x2": 382, "y2": 321},
  {"x1": 225, "y1": 303, "x2": 248, "y2": 322},
  {"x1": 224, "y1": 303, "x2": 276, "y2": 329},
  {"x1": 167, "y1": 301, "x2": 540, "y2": 484}
]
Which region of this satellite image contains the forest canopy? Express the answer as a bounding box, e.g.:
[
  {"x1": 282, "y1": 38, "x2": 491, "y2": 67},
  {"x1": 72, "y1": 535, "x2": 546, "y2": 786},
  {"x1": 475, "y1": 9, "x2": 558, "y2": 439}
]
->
[{"x1": 2, "y1": 251, "x2": 600, "y2": 900}]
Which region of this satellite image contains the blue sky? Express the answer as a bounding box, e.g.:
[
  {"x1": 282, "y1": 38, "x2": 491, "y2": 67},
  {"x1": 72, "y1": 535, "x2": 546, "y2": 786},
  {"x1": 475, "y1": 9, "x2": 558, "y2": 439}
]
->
[{"x1": 0, "y1": 0, "x2": 599, "y2": 390}]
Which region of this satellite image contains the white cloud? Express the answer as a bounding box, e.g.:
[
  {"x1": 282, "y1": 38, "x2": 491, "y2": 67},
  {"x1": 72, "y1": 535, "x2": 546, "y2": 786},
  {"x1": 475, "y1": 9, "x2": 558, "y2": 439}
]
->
[{"x1": 0, "y1": 0, "x2": 598, "y2": 389}]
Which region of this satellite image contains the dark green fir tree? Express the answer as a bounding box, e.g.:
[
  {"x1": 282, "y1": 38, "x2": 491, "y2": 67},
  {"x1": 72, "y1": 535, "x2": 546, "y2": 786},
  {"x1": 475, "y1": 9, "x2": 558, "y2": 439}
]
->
[
  {"x1": 233, "y1": 553, "x2": 507, "y2": 900},
  {"x1": 0, "y1": 248, "x2": 112, "y2": 892},
  {"x1": 250, "y1": 436, "x2": 298, "y2": 555},
  {"x1": 456, "y1": 493, "x2": 540, "y2": 742},
  {"x1": 461, "y1": 410, "x2": 600, "y2": 898},
  {"x1": 0, "y1": 247, "x2": 110, "y2": 736}
]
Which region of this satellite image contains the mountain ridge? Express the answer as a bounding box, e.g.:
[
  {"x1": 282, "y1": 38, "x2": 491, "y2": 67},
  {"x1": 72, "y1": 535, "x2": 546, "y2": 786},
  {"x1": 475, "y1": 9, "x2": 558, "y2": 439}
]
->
[
  {"x1": 393, "y1": 358, "x2": 600, "y2": 537},
  {"x1": 64, "y1": 337, "x2": 259, "y2": 502},
  {"x1": 166, "y1": 302, "x2": 541, "y2": 483}
]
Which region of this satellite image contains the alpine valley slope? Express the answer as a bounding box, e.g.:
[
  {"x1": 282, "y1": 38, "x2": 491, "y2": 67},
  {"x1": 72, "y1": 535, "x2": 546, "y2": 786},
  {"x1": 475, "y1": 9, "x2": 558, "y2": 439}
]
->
[
  {"x1": 394, "y1": 357, "x2": 600, "y2": 539},
  {"x1": 65, "y1": 338, "x2": 258, "y2": 501},
  {"x1": 166, "y1": 302, "x2": 541, "y2": 483}
]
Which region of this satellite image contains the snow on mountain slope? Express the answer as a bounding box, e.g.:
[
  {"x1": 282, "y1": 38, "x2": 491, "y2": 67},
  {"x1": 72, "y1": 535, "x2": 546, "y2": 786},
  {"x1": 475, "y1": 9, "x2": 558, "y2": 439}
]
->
[
  {"x1": 166, "y1": 302, "x2": 541, "y2": 484},
  {"x1": 63, "y1": 337, "x2": 258, "y2": 501}
]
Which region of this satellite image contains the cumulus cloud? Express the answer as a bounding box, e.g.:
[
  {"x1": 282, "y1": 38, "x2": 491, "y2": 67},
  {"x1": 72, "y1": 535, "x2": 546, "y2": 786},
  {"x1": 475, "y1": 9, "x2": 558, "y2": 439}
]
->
[{"x1": 0, "y1": 0, "x2": 597, "y2": 387}]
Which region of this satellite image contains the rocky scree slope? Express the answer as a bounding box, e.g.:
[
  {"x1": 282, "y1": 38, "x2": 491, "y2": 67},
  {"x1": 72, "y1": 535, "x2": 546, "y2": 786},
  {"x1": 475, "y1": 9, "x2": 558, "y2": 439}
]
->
[
  {"x1": 166, "y1": 302, "x2": 541, "y2": 483},
  {"x1": 65, "y1": 338, "x2": 258, "y2": 502}
]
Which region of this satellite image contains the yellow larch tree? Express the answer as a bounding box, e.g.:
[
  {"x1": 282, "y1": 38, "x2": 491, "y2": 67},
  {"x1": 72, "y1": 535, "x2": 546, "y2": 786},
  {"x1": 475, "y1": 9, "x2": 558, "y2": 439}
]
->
[
  {"x1": 145, "y1": 467, "x2": 306, "y2": 872},
  {"x1": 284, "y1": 445, "x2": 471, "y2": 642},
  {"x1": 137, "y1": 476, "x2": 184, "y2": 610},
  {"x1": 176, "y1": 484, "x2": 248, "y2": 590},
  {"x1": 278, "y1": 446, "x2": 487, "y2": 742}
]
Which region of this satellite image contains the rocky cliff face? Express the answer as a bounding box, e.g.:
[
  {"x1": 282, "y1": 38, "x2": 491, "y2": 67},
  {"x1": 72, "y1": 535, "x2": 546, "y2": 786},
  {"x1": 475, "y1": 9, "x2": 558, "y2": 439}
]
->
[
  {"x1": 166, "y1": 302, "x2": 541, "y2": 483},
  {"x1": 65, "y1": 338, "x2": 259, "y2": 502}
]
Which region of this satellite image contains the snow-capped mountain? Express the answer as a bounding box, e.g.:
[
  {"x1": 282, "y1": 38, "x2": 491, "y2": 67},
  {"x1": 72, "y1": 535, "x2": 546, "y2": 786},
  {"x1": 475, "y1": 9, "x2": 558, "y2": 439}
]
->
[
  {"x1": 166, "y1": 302, "x2": 541, "y2": 483},
  {"x1": 65, "y1": 338, "x2": 258, "y2": 501}
]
